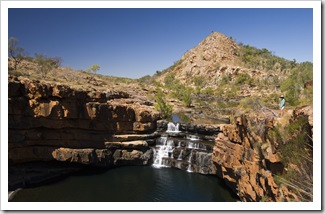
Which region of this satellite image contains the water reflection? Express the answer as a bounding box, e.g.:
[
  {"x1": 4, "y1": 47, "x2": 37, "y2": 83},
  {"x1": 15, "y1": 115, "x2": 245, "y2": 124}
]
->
[{"x1": 12, "y1": 166, "x2": 238, "y2": 202}]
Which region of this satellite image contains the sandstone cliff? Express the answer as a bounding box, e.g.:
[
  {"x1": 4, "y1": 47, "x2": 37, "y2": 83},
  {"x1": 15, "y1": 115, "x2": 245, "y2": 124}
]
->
[
  {"x1": 8, "y1": 75, "x2": 160, "y2": 166},
  {"x1": 212, "y1": 107, "x2": 313, "y2": 202},
  {"x1": 8, "y1": 75, "x2": 313, "y2": 202}
]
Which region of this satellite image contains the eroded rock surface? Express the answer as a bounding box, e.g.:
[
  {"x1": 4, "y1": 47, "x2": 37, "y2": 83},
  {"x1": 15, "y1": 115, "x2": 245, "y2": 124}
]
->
[
  {"x1": 212, "y1": 112, "x2": 312, "y2": 202},
  {"x1": 8, "y1": 76, "x2": 160, "y2": 165}
]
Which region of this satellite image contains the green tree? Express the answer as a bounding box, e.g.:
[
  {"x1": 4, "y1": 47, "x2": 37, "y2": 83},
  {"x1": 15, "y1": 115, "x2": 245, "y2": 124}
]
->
[
  {"x1": 280, "y1": 62, "x2": 313, "y2": 106},
  {"x1": 34, "y1": 53, "x2": 61, "y2": 79},
  {"x1": 8, "y1": 37, "x2": 25, "y2": 71},
  {"x1": 182, "y1": 86, "x2": 192, "y2": 107},
  {"x1": 154, "y1": 88, "x2": 173, "y2": 119},
  {"x1": 87, "y1": 64, "x2": 100, "y2": 80}
]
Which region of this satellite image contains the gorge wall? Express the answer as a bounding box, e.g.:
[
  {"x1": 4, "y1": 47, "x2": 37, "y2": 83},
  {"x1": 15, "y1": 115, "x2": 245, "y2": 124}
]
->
[
  {"x1": 212, "y1": 108, "x2": 313, "y2": 202},
  {"x1": 8, "y1": 75, "x2": 160, "y2": 167},
  {"x1": 8, "y1": 76, "x2": 312, "y2": 202}
]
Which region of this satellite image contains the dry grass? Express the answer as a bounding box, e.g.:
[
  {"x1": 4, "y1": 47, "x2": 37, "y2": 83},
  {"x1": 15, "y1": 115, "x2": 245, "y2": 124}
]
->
[{"x1": 8, "y1": 58, "x2": 140, "y2": 93}]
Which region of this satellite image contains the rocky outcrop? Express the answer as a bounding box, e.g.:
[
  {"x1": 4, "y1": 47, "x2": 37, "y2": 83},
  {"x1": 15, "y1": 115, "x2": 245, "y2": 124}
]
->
[
  {"x1": 211, "y1": 111, "x2": 312, "y2": 202},
  {"x1": 8, "y1": 76, "x2": 160, "y2": 166},
  {"x1": 155, "y1": 32, "x2": 240, "y2": 85}
]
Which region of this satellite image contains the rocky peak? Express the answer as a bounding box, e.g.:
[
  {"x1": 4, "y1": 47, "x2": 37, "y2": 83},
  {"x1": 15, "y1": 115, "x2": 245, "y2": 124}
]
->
[
  {"x1": 156, "y1": 32, "x2": 241, "y2": 85},
  {"x1": 182, "y1": 32, "x2": 240, "y2": 65}
]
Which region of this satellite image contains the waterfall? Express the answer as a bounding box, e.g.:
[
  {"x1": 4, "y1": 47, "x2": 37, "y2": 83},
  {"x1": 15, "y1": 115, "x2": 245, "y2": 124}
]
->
[
  {"x1": 187, "y1": 151, "x2": 194, "y2": 173},
  {"x1": 187, "y1": 141, "x2": 206, "y2": 150},
  {"x1": 166, "y1": 122, "x2": 181, "y2": 133},
  {"x1": 177, "y1": 150, "x2": 184, "y2": 160},
  {"x1": 187, "y1": 134, "x2": 200, "y2": 141},
  {"x1": 153, "y1": 137, "x2": 174, "y2": 168},
  {"x1": 152, "y1": 129, "x2": 213, "y2": 174}
]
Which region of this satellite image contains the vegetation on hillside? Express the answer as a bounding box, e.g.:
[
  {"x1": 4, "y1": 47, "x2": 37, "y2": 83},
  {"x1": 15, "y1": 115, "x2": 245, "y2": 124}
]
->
[
  {"x1": 269, "y1": 116, "x2": 313, "y2": 201},
  {"x1": 8, "y1": 37, "x2": 25, "y2": 71},
  {"x1": 153, "y1": 88, "x2": 173, "y2": 120},
  {"x1": 238, "y1": 43, "x2": 296, "y2": 71},
  {"x1": 7, "y1": 37, "x2": 138, "y2": 92},
  {"x1": 164, "y1": 72, "x2": 193, "y2": 107},
  {"x1": 34, "y1": 53, "x2": 62, "y2": 79},
  {"x1": 86, "y1": 64, "x2": 100, "y2": 81},
  {"x1": 280, "y1": 62, "x2": 313, "y2": 106}
]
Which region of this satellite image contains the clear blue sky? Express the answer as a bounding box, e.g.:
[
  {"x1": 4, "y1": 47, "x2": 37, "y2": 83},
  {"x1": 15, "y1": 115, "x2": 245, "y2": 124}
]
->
[{"x1": 8, "y1": 8, "x2": 313, "y2": 79}]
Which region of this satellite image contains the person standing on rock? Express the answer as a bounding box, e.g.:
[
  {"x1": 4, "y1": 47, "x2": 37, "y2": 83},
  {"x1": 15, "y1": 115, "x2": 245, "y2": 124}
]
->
[{"x1": 279, "y1": 95, "x2": 285, "y2": 116}]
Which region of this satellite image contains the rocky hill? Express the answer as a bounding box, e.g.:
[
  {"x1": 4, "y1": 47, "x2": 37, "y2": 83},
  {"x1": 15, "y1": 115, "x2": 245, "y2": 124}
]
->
[
  {"x1": 154, "y1": 32, "x2": 290, "y2": 97},
  {"x1": 150, "y1": 32, "x2": 312, "y2": 127},
  {"x1": 156, "y1": 32, "x2": 240, "y2": 83}
]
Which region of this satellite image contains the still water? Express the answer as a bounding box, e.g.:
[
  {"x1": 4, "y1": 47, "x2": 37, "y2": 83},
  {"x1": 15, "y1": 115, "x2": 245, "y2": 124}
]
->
[{"x1": 12, "y1": 166, "x2": 238, "y2": 202}]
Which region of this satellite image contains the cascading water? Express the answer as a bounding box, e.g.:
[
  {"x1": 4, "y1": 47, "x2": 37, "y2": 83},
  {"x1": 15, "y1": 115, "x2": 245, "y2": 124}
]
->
[
  {"x1": 152, "y1": 122, "x2": 214, "y2": 174},
  {"x1": 186, "y1": 134, "x2": 200, "y2": 141},
  {"x1": 166, "y1": 122, "x2": 181, "y2": 133},
  {"x1": 153, "y1": 136, "x2": 174, "y2": 167}
]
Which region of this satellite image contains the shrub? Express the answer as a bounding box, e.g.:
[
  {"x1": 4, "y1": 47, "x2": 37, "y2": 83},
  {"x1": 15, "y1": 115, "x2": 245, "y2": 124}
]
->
[
  {"x1": 239, "y1": 96, "x2": 262, "y2": 111},
  {"x1": 238, "y1": 43, "x2": 296, "y2": 71},
  {"x1": 86, "y1": 64, "x2": 100, "y2": 81},
  {"x1": 219, "y1": 74, "x2": 230, "y2": 85},
  {"x1": 34, "y1": 53, "x2": 61, "y2": 79},
  {"x1": 226, "y1": 85, "x2": 239, "y2": 98},
  {"x1": 299, "y1": 86, "x2": 313, "y2": 106},
  {"x1": 154, "y1": 88, "x2": 173, "y2": 119},
  {"x1": 193, "y1": 76, "x2": 205, "y2": 88},
  {"x1": 269, "y1": 116, "x2": 313, "y2": 201},
  {"x1": 235, "y1": 73, "x2": 253, "y2": 85},
  {"x1": 280, "y1": 62, "x2": 313, "y2": 106},
  {"x1": 8, "y1": 37, "x2": 25, "y2": 71},
  {"x1": 193, "y1": 76, "x2": 206, "y2": 94},
  {"x1": 201, "y1": 87, "x2": 214, "y2": 96},
  {"x1": 171, "y1": 83, "x2": 193, "y2": 107},
  {"x1": 182, "y1": 87, "x2": 192, "y2": 107},
  {"x1": 164, "y1": 72, "x2": 176, "y2": 89}
]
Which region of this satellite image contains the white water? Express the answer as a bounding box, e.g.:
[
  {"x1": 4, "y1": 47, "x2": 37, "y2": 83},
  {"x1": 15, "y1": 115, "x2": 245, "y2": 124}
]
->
[
  {"x1": 153, "y1": 136, "x2": 174, "y2": 168},
  {"x1": 153, "y1": 122, "x2": 181, "y2": 167},
  {"x1": 187, "y1": 141, "x2": 206, "y2": 150},
  {"x1": 186, "y1": 150, "x2": 195, "y2": 173},
  {"x1": 177, "y1": 150, "x2": 184, "y2": 160},
  {"x1": 152, "y1": 121, "x2": 213, "y2": 173},
  {"x1": 166, "y1": 122, "x2": 181, "y2": 133},
  {"x1": 186, "y1": 134, "x2": 200, "y2": 141}
]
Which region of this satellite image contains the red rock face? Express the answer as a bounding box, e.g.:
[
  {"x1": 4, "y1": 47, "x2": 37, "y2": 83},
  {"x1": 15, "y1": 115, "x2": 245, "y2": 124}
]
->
[
  {"x1": 8, "y1": 76, "x2": 312, "y2": 202},
  {"x1": 8, "y1": 76, "x2": 160, "y2": 165},
  {"x1": 212, "y1": 114, "x2": 310, "y2": 202}
]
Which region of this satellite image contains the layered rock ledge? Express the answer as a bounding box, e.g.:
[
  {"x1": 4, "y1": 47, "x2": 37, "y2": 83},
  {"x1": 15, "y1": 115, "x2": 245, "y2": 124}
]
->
[
  {"x1": 212, "y1": 109, "x2": 313, "y2": 202},
  {"x1": 8, "y1": 76, "x2": 313, "y2": 202},
  {"x1": 8, "y1": 76, "x2": 160, "y2": 188}
]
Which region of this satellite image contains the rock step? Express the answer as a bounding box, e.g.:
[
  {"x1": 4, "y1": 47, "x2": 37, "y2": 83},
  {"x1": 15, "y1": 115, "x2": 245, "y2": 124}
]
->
[
  {"x1": 105, "y1": 140, "x2": 152, "y2": 150},
  {"x1": 111, "y1": 133, "x2": 160, "y2": 142}
]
